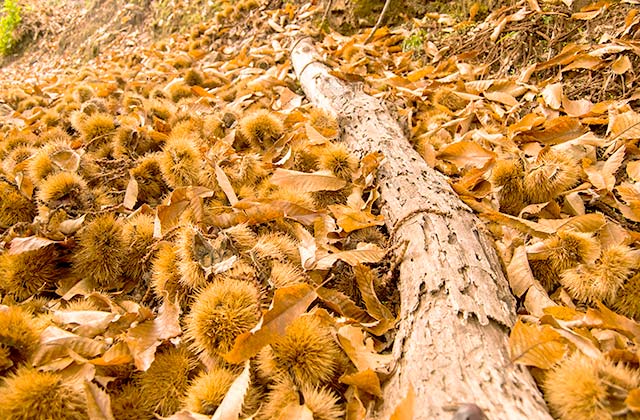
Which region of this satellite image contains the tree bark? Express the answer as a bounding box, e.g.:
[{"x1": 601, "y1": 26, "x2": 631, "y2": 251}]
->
[{"x1": 291, "y1": 37, "x2": 551, "y2": 420}]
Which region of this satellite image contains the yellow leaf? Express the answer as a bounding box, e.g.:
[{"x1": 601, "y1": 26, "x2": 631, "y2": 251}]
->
[
  {"x1": 612, "y1": 55, "x2": 632, "y2": 75},
  {"x1": 212, "y1": 360, "x2": 251, "y2": 420},
  {"x1": 84, "y1": 380, "x2": 115, "y2": 420},
  {"x1": 340, "y1": 369, "x2": 383, "y2": 397},
  {"x1": 123, "y1": 176, "x2": 138, "y2": 210},
  {"x1": 215, "y1": 163, "x2": 238, "y2": 205},
  {"x1": 626, "y1": 388, "x2": 640, "y2": 412},
  {"x1": 354, "y1": 265, "x2": 395, "y2": 322},
  {"x1": 337, "y1": 325, "x2": 393, "y2": 373},
  {"x1": 507, "y1": 246, "x2": 535, "y2": 298},
  {"x1": 436, "y1": 141, "x2": 496, "y2": 169},
  {"x1": 224, "y1": 284, "x2": 318, "y2": 364},
  {"x1": 271, "y1": 169, "x2": 347, "y2": 192},
  {"x1": 509, "y1": 320, "x2": 567, "y2": 369},
  {"x1": 329, "y1": 204, "x2": 384, "y2": 233},
  {"x1": 389, "y1": 384, "x2": 414, "y2": 420},
  {"x1": 610, "y1": 111, "x2": 640, "y2": 140}
]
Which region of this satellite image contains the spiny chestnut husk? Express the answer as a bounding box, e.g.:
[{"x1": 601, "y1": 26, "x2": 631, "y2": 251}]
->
[
  {"x1": 317, "y1": 142, "x2": 357, "y2": 182},
  {"x1": 121, "y1": 213, "x2": 156, "y2": 284},
  {"x1": 0, "y1": 305, "x2": 40, "y2": 372},
  {"x1": 183, "y1": 365, "x2": 236, "y2": 415},
  {"x1": 186, "y1": 278, "x2": 261, "y2": 360},
  {"x1": 238, "y1": 109, "x2": 283, "y2": 150},
  {"x1": 257, "y1": 314, "x2": 342, "y2": 387},
  {"x1": 158, "y1": 135, "x2": 202, "y2": 188},
  {"x1": 0, "y1": 244, "x2": 67, "y2": 301},
  {"x1": 560, "y1": 245, "x2": 635, "y2": 305},
  {"x1": 531, "y1": 230, "x2": 600, "y2": 290},
  {"x1": 138, "y1": 345, "x2": 199, "y2": 417},
  {"x1": 490, "y1": 158, "x2": 525, "y2": 215},
  {"x1": 36, "y1": 171, "x2": 91, "y2": 214},
  {"x1": 258, "y1": 376, "x2": 344, "y2": 420},
  {"x1": 523, "y1": 150, "x2": 580, "y2": 204},
  {"x1": 0, "y1": 179, "x2": 35, "y2": 229},
  {"x1": 0, "y1": 367, "x2": 87, "y2": 420},
  {"x1": 543, "y1": 352, "x2": 640, "y2": 420},
  {"x1": 72, "y1": 213, "x2": 126, "y2": 290}
]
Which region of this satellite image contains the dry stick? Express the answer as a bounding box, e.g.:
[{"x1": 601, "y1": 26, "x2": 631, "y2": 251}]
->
[
  {"x1": 364, "y1": 0, "x2": 393, "y2": 44},
  {"x1": 291, "y1": 37, "x2": 552, "y2": 420}
]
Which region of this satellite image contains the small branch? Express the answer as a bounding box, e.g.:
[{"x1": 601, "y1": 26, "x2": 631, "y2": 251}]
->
[{"x1": 364, "y1": 0, "x2": 393, "y2": 44}]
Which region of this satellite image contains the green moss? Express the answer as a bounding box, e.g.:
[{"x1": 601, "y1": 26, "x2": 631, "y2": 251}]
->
[{"x1": 0, "y1": 0, "x2": 21, "y2": 55}]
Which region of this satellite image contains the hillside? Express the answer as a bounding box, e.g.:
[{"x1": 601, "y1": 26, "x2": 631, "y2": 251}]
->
[{"x1": 2, "y1": 0, "x2": 640, "y2": 419}]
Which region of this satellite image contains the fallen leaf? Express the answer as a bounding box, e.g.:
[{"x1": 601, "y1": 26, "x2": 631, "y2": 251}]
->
[
  {"x1": 224, "y1": 284, "x2": 318, "y2": 364},
  {"x1": 337, "y1": 325, "x2": 394, "y2": 373},
  {"x1": 123, "y1": 176, "x2": 138, "y2": 210},
  {"x1": 212, "y1": 360, "x2": 251, "y2": 420},
  {"x1": 329, "y1": 204, "x2": 385, "y2": 233},
  {"x1": 437, "y1": 141, "x2": 496, "y2": 169},
  {"x1": 389, "y1": 384, "x2": 414, "y2": 420},
  {"x1": 507, "y1": 246, "x2": 535, "y2": 298},
  {"x1": 509, "y1": 320, "x2": 567, "y2": 369},
  {"x1": 340, "y1": 369, "x2": 383, "y2": 397},
  {"x1": 8, "y1": 236, "x2": 58, "y2": 255},
  {"x1": 270, "y1": 168, "x2": 347, "y2": 192},
  {"x1": 84, "y1": 380, "x2": 115, "y2": 420}
]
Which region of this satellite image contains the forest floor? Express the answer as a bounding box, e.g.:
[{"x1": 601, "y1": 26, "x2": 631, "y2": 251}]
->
[{"x1": 2, "y1": 0, "x2": 640, "y2": 419}]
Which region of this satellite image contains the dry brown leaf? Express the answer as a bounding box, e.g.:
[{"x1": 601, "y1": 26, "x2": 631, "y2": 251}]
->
[
  {"x1": 507, "y1": 246, "x2": 535, "y2": 298},
  {"x1": 340, "y1": 369, "x2": 383, "y2": 398},
  {"x1": 627, "y1": 161, "x2": 640, "y2": 182},
  {"x1": 123, "y1": 176, "x2": 138, "y2": 210},
  {"x1": 278, "y1": 403, "x2": 314, "y2": 420},
  {"x1": 51, "y1": 149, "x2": 80, "y2": 172},
  {"x1": 345, "y1": 388, "x2": 367, "y2": 420},
  {"x1": 7, "y1": 236, "x2": 58, "y2": 255},
  {"x1": 212, "y1": 360, "x2": 251, "y2": 420},
  {"x1": 316, "y1": 243, "x2": 386, "y2": 267},
  {"x1": 610, "y1": 111, "x2": 640, "y2": 140},
  {"x1": 215, "y1": 162, "x2": 238, "y2": 205},
  {"x1": 584, "y1": 304, "x2": 640, "y2": 339},
  {"x1": 53, "y1": 310, "x2": 116, "y2": 337},
  {"x1": 316, "y1": 287, "x2": 376, "y2": 324},
  {"x1": 329, "y1": 204, "x2": 384, "y2": 233},
  {"x1": 612, "y1": 55, "x2": 632, "y2": 75},
  {"x1": 484, "y1": 91, "x2": 518, "y2": 107},
  {"x1": 562, "y1": 97, "x2": 593, "y2": 117},
  {"x1": 541, "y1": 83, "x2": 562, "y2": 110},
  {"x1": 124, "y1": 299, "x2": 181, "y2": 371},
  {"x1": 626, "y1": 388, "x2": 640, "y2": 412},
  {"x1": 389, "y1": 384, "x2": 415, "y2": 420},
  {"x1": 584, "y1": 145, "x2": 625, "y2": 191},
  {"x1": 59, "y1": 215, "x2": 86, "y2": 235},
  {"x1": 436, "y1": 141, "x2": 496, "y2": 169},
  {"x1": 508, "y1": 319, "x2": 567, "y2": 369},
  {"x1": 84, "y1": 380, "x2": 115, "y2": 420},
  {"x1": 337, "y1": 325, "x2": 393, "y2": 373},
  {"x1": 523, "y1": 284, "x2": 557, "y2": 317},
  {"x1": 540, "y1": 315, "x2": 602, "y2": 359},
  {"x1": 90, "y1": 341, "x2": 132, "y2": 366},
  {"x1": 270, "y1": 168, "x2": 347, "y2": 192},
  {"x1": 224, "y1": 283, "x2": 318, "y2": 364},
  {"x1": 354, "y1": 265, "x2": 394, "y2": 322},
  {"x1": 33, "y1": 326, "x2": 108, "y2": 367}
]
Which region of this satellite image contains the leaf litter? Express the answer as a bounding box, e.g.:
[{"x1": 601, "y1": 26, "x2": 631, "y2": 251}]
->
[{"x1": 4, "y1": 0, "x2": 640, "y2": 418}]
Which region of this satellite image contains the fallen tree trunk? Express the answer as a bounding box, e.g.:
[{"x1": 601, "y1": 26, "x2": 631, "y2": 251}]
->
[{"x1": 291, "y1": 37, "x2": 551, "y2": 420}]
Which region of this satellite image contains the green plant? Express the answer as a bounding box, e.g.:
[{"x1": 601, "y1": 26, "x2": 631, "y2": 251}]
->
[
  {"x1": 402, "y1": 29, "x2": 427, "y2": 53},
  {"x1": 0, "y1": 0, "x2": 21, "y2": 55}
]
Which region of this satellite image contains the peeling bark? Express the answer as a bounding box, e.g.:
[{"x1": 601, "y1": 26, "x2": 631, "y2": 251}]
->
[{"x1": 291, "y1": 38, "x2": 551, "y2": 420}]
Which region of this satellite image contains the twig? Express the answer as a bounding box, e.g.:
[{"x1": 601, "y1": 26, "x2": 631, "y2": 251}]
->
[
  {"x1": 364, "y1": 0, "x2": 393, "y2": 44},
  {"x1": 321, "y1": 0, "x2": 333, "y2": 28}
]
